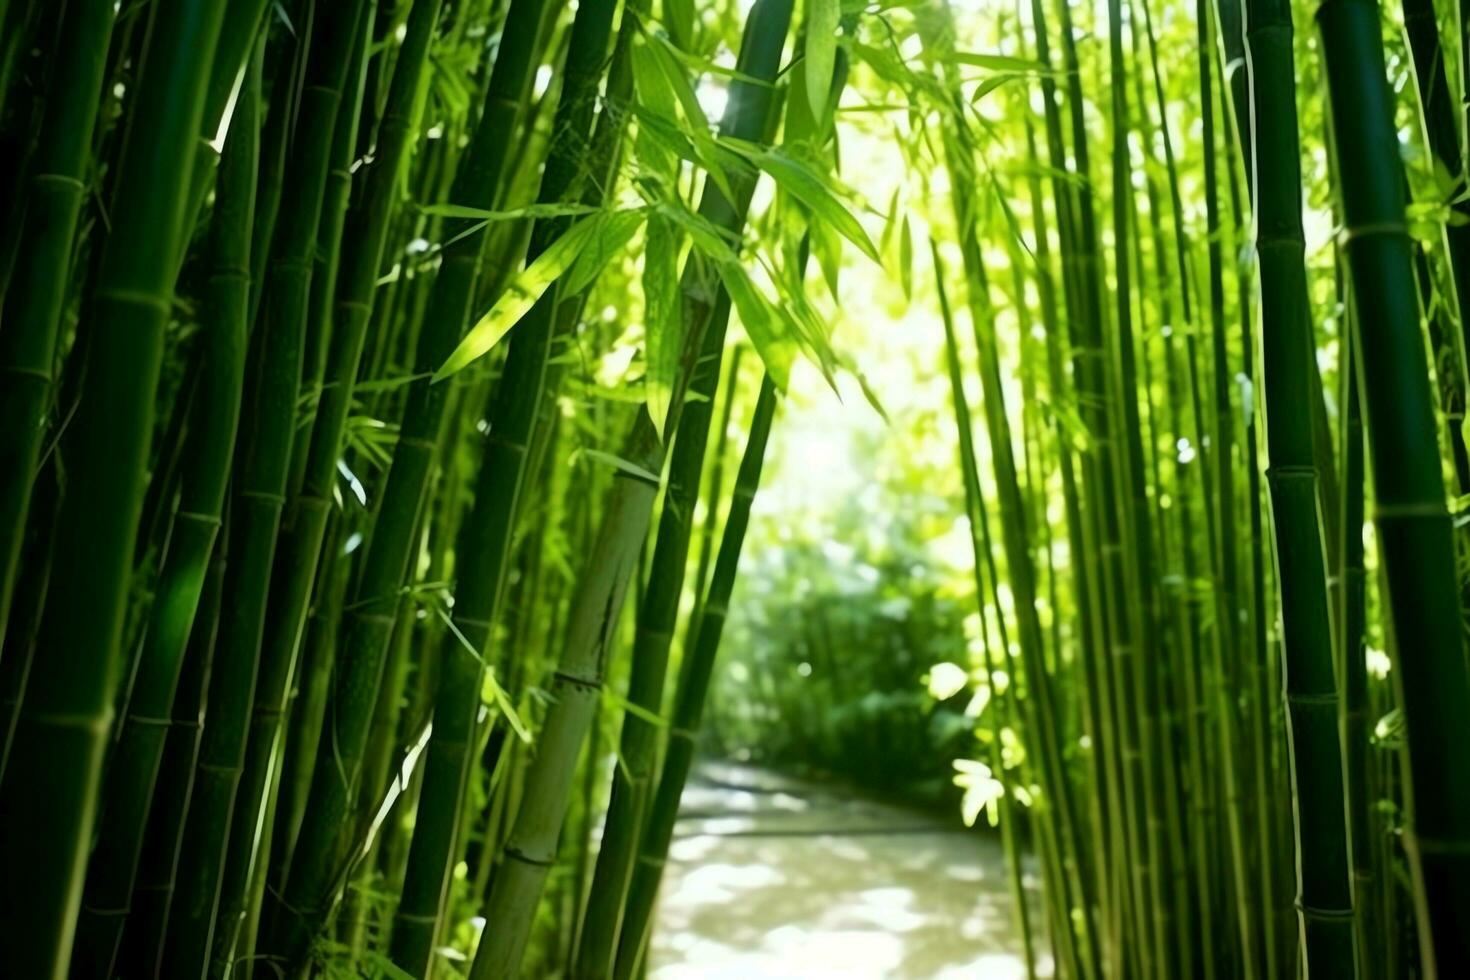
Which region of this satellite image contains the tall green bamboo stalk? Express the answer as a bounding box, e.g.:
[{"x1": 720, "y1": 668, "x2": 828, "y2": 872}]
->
[
  {"x1": 386, "y1": 0, "x2": 628, "y2": 970},
  {"x1": 1317, "y1": 0, "x2": 1470, "y2": 968},
  {"x1": 612, "y1": 375, "x2": 779, "y2": 980},
  {"x1": 470, "y1": 4, "x2": 794, "y2": 974},
  {"x1": 575, "y1": 37, "x2": 851, "y2": 978},
  {"x1": 1402, "y1": 0, "x2": 1470, "y2": 457},
  {"x1": 936, "y1": 241, "x2": 1038, "y2": 980},
  {"x1": 1337, "y1": 316, "x2": 1377, "y2": 975},
  {"x1": 0, "y1": 2, "x2": 227, "y2": 974},
  {"x1": 1194, "y1": 2, "x2": 1262, "y2": 970},
  {"x1": 0, "y1": 0, "x2": 113, "y2": 653},
  {"x1": 1242, "y1": 0, "x2": 1358, "y2": 971},
  {"x1": 70, "y1": 38, "x2": 262, "y2": 978},
  {"x1": 118, "y1": 537, "x2": 229, "y2": 976},
  {"x1": 161, "y1": 3, "x2": 369, "y2": 972},
  {"x1": 211, "y1": 4, "x2": 443, "y2": 965},
  {"x1": 265, "y1": 0, "x2": 555, "y2": 965}
]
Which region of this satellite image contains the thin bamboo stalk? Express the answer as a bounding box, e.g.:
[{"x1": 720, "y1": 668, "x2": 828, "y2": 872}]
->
[
  {"x1": 1243, "y1": 0, "x2": 1358, "y2": 971},
  {"x1": 612, "y1": 375, "x2": 779, "y2": 980}
]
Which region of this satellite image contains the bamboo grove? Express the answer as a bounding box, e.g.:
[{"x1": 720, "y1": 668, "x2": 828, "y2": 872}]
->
[{"x1": 0, "y1": 0, "x2": 1468, "y2": 976}]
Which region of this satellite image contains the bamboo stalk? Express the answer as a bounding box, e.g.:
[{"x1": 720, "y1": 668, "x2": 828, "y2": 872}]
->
[
  {"x1": 71, "y1": 38, "x2": 262, "y2": 978},
  {"x1": 265, "y1": 0, "x2": 556, "y2": 966},
  {"x1": 386, "y1": 0, "x2": 631, "y2": 967},
  {"x1": 1242, "y1": 0, "x2": 1358, "y2": 971},
  {"x1": 0, "y1": 0, "x2": 113, "y2": 653},
  {"x1": 612, "y1": 375, "x2": 780, "y2": 980},
  {"x1": 0, "y1": 2, "x2": 228, "y2": 973},
  {"x1": 161, "y1": 3, "x2": 370, "y2": 972},
  {"x1": 470, "y1": 5, "x2": 795, "y2": 974},
  {"x1": 211, "y1": 5, "x2": 442, "y2": 965},
  {"x1": 1316, "y1": 0, "x2": 1470, "y2": 968}
]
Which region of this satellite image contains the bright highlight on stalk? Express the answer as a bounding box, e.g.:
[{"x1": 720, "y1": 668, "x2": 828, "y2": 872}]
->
[{"x1": 0, "y1": 0, "x2": 1465, "y2": 977}]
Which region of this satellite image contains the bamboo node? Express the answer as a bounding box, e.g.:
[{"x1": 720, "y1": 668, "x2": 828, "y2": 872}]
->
[
  {"x1": 1285, "y1": 692, "x2": 1338, "y2": 707},
  {"x1": 17, "y1": 709, "x2": 111, "y2": 733},
  {"x1": 1295, "y1": 902, "x2": 1354, "y2": 922},
  {"x1": 1265, "y1": 465, "x2": 1316, "y2": 481},
  {"x1": 504, "y1": 845, "x2": 556, "y2": 868},
  {"x1": 552, "y1": 670, "x2": 602, "y2": 694},
  {"x1": 81, "y1": 903, "x2": 130, "y2": 918},
  {"x1": 239, "y1": 488, "x2": 287, "y2": 506},
  {"x1": 1339, "y1": 220, "x2": 1408, "y2": 245},
  {"x1": 94, "y1": 287, "x2": 173, "y2": 313}
]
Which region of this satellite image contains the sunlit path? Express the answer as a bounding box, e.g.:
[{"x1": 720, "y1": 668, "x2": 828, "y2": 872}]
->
[{"x1": 648, "y1": 763, "x2": 1049, "y2": 979}]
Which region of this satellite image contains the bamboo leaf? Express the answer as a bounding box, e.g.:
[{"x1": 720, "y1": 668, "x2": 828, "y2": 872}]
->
[
  {"x1": 744, "y1": 147, "x2": 879, "y2": 261},
  {"x1": 434, "y1": 607, "x2": 531, "y2": 743},
  {"x1": 656, "y1": 200, "x2": 741, "y2": 264},
  {"x1": 719, "y1": 262, "x2": 795, "y2": 389},
  {"x1": 849, "y1": 361, "x2": 891, "y2": 424},
  {"x1": 665, "y1": 0, "x2": 695, "y2": 50},
  {"x1": 631, "y1": 40, "x2": 681, "y2": 181},
  {"x1": 899, "y1": 215, "x2": 913, "y2": 300},
  {"x1": 580, "y1": 448, "x2": 663, "y2": 484},
  {"x1": 812, "y1": 213, "x2": 843, "y2": 299},
  {"x1": 602, "y1": 687, "x2": 669, "y2": 728},
  {"x1": 644, "y1": 213, "x2": 683, "y2": 438},
  {"x1": 647, "y1": 33, "x2": 737, "y2": 202},
  {"x1": 946, "y1": 51, "x2": 1048, "y2": 73},
  {"x1": 564, "y1": 209, "x2": 646, "y2": 296},
  {"x1": 648, "y1": 33, "x2": 713, "y2": 137},
  {"x1": 970, "y1": 73, "x2": 1018, "y2": 102},
  {"x1": 418, "y1": 202, "x2": 600, "y2": 221},
  {"x1": 805, "y1": 0, "x2": 840, "y2": 121},
  {"x1": 434, "y1": 213, "x2": 615, "y2": 380}
]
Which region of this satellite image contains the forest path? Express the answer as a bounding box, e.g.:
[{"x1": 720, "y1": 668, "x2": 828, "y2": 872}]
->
[{"x1": 646, "y1": 762, "x2": 1048, "y2": 979}]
